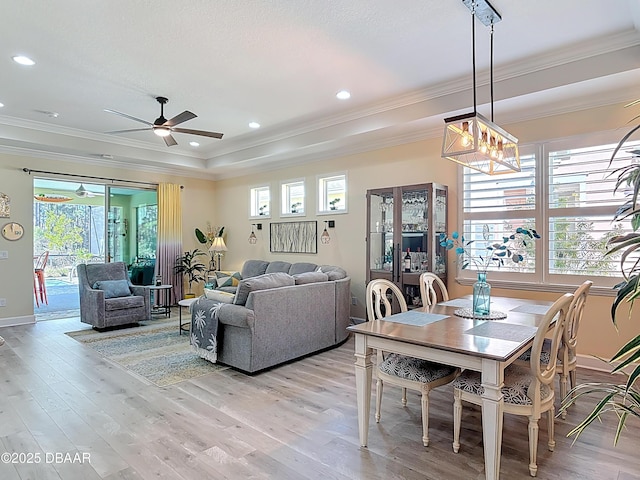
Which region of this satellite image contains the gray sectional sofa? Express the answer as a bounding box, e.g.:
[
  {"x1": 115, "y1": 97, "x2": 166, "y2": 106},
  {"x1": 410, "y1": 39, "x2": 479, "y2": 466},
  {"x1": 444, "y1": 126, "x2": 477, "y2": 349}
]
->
[{"x1": 190, "y1": 259, "x2": 351, "y2": 373}]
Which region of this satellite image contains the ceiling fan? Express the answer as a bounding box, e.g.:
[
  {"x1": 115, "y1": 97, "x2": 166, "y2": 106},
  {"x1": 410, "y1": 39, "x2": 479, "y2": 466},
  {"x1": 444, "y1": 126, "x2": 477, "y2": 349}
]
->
[
  {"x1": 104, "y1": 96, "x2": 224, "y2": 146},
  {"x1": 76, "y1": 184, "x2": 104, "y2": 198}
]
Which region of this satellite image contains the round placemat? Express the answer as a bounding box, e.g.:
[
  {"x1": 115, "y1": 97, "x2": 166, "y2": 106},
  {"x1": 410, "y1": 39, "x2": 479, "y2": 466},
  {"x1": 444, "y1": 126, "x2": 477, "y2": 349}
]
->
[{"x1": 454, "y1": 308, "x2": 507, "y2": 320}]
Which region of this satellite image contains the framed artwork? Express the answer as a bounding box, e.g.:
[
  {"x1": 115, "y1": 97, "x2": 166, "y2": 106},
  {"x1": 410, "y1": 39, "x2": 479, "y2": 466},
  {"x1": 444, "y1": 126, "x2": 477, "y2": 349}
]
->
[
  {"x1": 270, "y1": 221, "x2": 317, "y2": 254},
  {"x1": 0, "y1": 193, "x2": 9, "y2": 218}
]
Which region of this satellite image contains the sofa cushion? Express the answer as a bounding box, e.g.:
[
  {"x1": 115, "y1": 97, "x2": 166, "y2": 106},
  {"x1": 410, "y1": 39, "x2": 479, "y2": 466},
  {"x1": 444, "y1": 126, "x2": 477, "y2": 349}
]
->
[
  {"x1": 289, "y1": 262, "x2": 318, "y2": 275},
  {"x1": 265, "y1": 261, "x2": 292, "y2": 274},
  {"x1": 318, "y1": 265, "x2": 348, "y2": 281},
  {"x1": 203, "y1": 288, "x2": 235, "y2": 304},
  {"x1": 215, "y1": 271, "x2": 242, "y2": 288},
  {"x1": 293, "y1": 271, "x2": 329, "y2": 285},
  {"x1": 241, "y1": 260, "x2": 269, "y2": 279},
  {"x1": 234, "y1": 272, "x2": 295, "y2": 306},
  {"x1": 93, "y1": 279, "x2": 132, "y2": 298},
  {"x1": 105, "y1": 295, "x2": 144, "y2": 311}
]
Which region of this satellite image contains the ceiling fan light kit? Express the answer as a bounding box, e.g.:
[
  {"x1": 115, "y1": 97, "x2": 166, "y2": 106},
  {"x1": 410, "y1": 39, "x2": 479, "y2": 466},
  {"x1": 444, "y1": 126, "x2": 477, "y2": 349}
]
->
[
  {"x1": 441, "y1": 0, "x2": 520, "y2": 175},
  {"x1": 105, "y1": 96, "x2": 224, "y2": 147}
]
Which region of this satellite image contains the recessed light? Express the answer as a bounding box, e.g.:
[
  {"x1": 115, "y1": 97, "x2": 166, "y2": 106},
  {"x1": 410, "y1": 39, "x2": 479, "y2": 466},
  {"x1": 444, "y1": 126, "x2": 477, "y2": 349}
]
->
[
  {"x1": 12, "y1": 55, "x2": 35, "y2": 66},
  {"x1": 0, "y1": 103, "x2": 4, "y2": 108},
  {"x1": 249, "y1": 122, "x2": 260, "y2": 129},
  {"x1": 189, "y1": 141, "x2": 200, "y2": 147},
  {"x1": 336, "y1": 90, "x2": 351, "y2": 100}
]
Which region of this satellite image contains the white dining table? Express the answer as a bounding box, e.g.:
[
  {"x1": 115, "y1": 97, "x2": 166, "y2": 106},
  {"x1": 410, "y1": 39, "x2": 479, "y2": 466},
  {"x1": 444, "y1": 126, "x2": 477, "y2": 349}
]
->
[{"x1": 347, "y1": 294, "x2": 554, "y2": 480}]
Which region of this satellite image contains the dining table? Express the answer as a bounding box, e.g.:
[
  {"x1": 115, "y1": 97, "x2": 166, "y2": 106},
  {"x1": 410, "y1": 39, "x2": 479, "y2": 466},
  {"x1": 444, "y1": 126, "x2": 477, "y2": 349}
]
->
[{"x1": 347, "y1": 294, "x2": 554, "y2": 480}]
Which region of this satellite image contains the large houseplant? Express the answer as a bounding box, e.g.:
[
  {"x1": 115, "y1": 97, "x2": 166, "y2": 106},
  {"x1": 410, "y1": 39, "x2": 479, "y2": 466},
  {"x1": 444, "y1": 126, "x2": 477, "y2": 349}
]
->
[
  {"x1": 195, "y1": 224, "x2": 224, "y2": 271},
  {"x1": 560, "y1": 99, "x2": 640, "y2": 444},
  {"x1": 174, "y1": 249, "x2": 207, "y2": 298}
]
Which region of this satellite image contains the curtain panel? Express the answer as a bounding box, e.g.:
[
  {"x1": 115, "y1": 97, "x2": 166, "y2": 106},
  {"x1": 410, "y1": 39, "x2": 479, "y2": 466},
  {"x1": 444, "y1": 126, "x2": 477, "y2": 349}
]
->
[{"x1": 156, "y1": 183, "x2": 183, "y2": 302}]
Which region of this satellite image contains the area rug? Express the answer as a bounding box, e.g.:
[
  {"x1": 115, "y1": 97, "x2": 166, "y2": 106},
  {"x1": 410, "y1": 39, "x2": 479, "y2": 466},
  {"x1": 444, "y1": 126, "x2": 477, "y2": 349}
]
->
[{"x1": 65, "y1": 318, "x2": 228, "y2": 387}]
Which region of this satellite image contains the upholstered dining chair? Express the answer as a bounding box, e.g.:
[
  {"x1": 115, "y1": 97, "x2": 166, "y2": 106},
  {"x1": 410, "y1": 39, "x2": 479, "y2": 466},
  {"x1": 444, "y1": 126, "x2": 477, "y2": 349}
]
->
[
  {"x1": 419, "y1": 272, "x2": 449, "y2": 306},
  {"x1": 515, "y1": 281, "x2": 592, "y2": 418},
  {"x1": 366, "y1": 278, "x2": 459, "y2": 447},
  {"x1": 452, "y1": 292, "x2": 573, "y2": 477}
]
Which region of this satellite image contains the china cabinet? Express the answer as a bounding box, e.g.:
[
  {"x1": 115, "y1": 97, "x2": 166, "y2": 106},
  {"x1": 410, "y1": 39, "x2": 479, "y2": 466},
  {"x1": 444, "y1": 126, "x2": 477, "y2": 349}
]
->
[{"x1": 366, "y1": 182, "x2": 447, "y2": 311}]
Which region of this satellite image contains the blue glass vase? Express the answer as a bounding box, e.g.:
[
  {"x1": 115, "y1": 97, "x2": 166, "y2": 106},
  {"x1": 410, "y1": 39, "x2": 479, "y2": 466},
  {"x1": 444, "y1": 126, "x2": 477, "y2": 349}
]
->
[{"x1": 473, "y1": 271, "x2": 491, "y2": 316}]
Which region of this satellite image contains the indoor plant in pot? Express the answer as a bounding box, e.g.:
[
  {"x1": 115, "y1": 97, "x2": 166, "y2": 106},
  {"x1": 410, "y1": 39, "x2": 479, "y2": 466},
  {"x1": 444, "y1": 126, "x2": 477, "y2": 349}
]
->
[
  {"x1": 560, "y1": 101, "x2": 640, "y2": 443},
  {"x1": 174, "y1": 249, "x2": 207, "y2": 298},
  {"x1": 195, "y1": 223, "x2": 224, "y2": 271}
]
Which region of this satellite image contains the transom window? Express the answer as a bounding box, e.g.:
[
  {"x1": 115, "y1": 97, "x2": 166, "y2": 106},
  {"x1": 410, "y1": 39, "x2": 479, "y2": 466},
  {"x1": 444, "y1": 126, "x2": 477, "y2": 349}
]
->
[
  {"x1": 318, "y1": 173, "x2": 347, "y2": 214},
  {"x1": 281, "y1": 179, "x2": 305, "y2": 216},
  {"x1": 249, "y1": 185, "x2": 271, "y2": 218}
]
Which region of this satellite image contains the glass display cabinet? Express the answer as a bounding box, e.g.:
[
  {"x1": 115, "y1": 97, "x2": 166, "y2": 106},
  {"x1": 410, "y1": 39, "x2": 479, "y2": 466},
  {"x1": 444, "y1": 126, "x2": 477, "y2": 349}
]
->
[{"x1": 366, "y1": 183, "x2": 448, "y2": 311}]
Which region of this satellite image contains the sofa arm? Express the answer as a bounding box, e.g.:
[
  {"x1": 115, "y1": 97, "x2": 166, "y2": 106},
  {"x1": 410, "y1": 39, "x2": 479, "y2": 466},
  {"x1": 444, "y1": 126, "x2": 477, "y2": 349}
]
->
[
  {"x1": 79, "y1": 287, "x2": 105, "y2": 326},
  {"x1": 218, "y1": 304, "x2": 255, "y2": 329},
  {"x1": 192, "y1": 297, "x2": 254, "y2": 329},
  {"x1": 130, "y1": 285, "x2": 151, "y2": 317}
]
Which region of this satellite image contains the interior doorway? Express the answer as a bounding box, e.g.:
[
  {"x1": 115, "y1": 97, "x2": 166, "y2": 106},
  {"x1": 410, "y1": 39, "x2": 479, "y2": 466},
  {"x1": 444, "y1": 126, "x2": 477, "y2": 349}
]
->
[{"x1": 33, "y1": 178, "x2": 157, "y2": 321}]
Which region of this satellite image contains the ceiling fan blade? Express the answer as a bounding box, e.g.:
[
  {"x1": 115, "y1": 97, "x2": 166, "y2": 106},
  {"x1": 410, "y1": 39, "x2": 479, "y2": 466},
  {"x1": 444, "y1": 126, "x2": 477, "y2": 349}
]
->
[
  {"x1": 164, "y1": 110, "x2": 196, "y2": 127},
  {"x1": 172, "y1": 127, "x2": 224, "y2": 139},
  {"x1": 106, "y1": 128, "x2": 151, "y2": 134},
  {"x1": 163, "y1": 134, "x2": 178, "y2": 147},
  {"x1": 104, "y1": 109, "x2": 153, "y2": 126}
]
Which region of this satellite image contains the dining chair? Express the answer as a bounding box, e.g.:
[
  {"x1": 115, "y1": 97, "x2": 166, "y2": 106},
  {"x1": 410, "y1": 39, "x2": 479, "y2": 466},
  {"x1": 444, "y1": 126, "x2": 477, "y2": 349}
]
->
[
  {"x1": 515, "y1": 281, "x2": 592, "y2": 418},
  {"x1": 34, "y1": 251, "x2": 49, "y2": 306},
  {"x1": 366, "y1": 278, "x2": 459, "y2": 447},
  {"x1": 419, "y1": 272, "x2": 449, "y2": 306},
  {"x1": 452, "y1": 292, "x2": 573, "y2": 477}
]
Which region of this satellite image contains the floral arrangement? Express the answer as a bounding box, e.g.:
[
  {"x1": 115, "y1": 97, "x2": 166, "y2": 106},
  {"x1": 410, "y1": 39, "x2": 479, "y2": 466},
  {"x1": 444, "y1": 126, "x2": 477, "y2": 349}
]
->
[{"x1": 439, "y1": 224, "x2": 540, "y2": 271}]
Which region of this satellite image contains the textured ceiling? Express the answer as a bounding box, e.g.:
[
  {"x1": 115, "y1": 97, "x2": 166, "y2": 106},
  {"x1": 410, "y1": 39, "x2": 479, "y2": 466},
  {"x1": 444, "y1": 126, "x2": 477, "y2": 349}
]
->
[{"x1": 2, "y1": 0, "x2": 640, "y2": 179}]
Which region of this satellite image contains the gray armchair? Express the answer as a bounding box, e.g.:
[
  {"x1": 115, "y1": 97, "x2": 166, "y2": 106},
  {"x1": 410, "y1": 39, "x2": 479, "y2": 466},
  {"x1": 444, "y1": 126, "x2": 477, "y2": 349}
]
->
[{"x1": 77, "y1": 262, "x2": 151, "y2": 329}]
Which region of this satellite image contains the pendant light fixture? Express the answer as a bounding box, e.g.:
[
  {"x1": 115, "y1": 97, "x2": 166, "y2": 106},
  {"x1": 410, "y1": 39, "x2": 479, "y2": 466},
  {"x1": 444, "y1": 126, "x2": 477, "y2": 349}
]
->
[{"x1": 441, "y1": 0, "x2": 520, "y2": 175}]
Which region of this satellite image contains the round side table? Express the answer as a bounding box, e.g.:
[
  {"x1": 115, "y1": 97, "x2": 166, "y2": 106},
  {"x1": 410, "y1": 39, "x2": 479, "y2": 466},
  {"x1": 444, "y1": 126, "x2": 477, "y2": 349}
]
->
[{"x1": 178, "y1": 298, "x2": 198, "y2": 335}]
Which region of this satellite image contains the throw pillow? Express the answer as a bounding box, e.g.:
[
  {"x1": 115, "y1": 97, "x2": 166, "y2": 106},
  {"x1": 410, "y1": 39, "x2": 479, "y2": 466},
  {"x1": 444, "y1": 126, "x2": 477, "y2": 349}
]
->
[
  {"x1": 93, "y1": 279, "x2": 132, "y2": 298},
  {"x1": 293, "y1": 271, "x2": 328, "y2": 285},
  {"x1": 234, "y1": 272, "x2": 295, "y2": 306},
  {"x1": 214, "y1": 271, "x2": 242, "y2": 288},
  {"x1": 203, "y1": 288, "x2": 235, "y2": 304}
]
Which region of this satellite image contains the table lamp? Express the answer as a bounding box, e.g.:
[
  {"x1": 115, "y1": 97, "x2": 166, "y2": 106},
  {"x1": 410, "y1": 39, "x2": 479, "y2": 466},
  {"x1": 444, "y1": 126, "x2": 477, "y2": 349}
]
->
[{"x1": 209, "y1": 236, "x2": 228, "y2": 271}]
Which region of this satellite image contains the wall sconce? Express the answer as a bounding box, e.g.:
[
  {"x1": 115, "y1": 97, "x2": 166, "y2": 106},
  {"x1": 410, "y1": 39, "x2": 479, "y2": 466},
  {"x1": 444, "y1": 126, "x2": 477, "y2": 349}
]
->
[
  {"x1": 248, "y1": 223, "x2": 262, "y2": 244},
  {"x1": 321, "y1": 220, "x2": 333, "y2": 245}
]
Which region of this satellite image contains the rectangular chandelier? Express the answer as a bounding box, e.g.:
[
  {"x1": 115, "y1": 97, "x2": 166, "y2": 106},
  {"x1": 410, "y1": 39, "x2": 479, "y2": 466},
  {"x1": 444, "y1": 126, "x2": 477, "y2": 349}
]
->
[{"x1": 442, "y1": 111, "x2": 520, "y2": 175}]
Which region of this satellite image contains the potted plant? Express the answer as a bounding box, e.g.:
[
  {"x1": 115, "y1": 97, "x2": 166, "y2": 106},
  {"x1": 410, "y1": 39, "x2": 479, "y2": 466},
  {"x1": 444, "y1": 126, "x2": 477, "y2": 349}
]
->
[
  {"x1": 329, "y1": 198, "x2": 341, "y2": 210},
  {"x1": 174, "y1": 249, "x2": 207, "y2": 298},
  {"x1": 560, "y1": 99, "x2": 640, "y2": 444},
  {"x1": 291, "y1": 202, "x2": 302, "y2": 213},
  {"x1": 195, "y1": 224, "x2": 224, "y2": 271},
  {"x1": 259, "y1": 205, "x2": 268, "y2": 216}
]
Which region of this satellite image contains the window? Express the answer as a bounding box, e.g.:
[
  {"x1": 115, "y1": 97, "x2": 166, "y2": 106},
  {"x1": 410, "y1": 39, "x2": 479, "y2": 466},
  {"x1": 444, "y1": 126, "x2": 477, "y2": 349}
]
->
[
  {"x1": 136, "y1": 204, "x2": 157, "y2": 259},
  {"x1": 281, "y1": 179, "x2": 305, "y2": 216},
  {"x1": 250, "y1": 185, "x2": 270, "y2": 218},
  {"x1": 460, "y1": 133, "x2": 639, "y2": 289},
  {"x1": 318, "y1": 173, "x2": 347, "y2": 214}
]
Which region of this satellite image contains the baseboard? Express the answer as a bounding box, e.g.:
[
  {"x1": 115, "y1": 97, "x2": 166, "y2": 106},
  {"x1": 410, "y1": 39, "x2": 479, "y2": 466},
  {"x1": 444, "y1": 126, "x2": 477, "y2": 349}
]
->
[
  {"x1": 576, "y1": 354, "x2": 612, "y2": 372},
  {"x1": 0, "y1": 315, "x2": 35, "y2": 328}
]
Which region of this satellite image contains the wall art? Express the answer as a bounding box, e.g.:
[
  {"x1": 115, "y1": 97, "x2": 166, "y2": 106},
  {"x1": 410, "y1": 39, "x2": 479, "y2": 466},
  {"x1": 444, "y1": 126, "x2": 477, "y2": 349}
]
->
[
  {"x1": 270, "y1": 221, "x2": 317, "y2": 254},
  {"x1": 0, "y1": 192, "x2": 10, "y2": 218}
]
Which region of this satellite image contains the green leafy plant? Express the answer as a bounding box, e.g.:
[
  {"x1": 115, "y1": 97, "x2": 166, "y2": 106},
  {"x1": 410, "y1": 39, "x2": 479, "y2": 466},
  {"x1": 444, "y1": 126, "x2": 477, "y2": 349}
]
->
[
  {"x1": 439, "y1": 224, "x2": 540, "y2": 271},
  {"x1": 559, "y1": 100, "x2": 640, "y2": 445},
  {"x1": 174, "y1": 249, "x2": 207, "y2": 295},
  {"x1": 291, "y1": 202, "x2": 302, "y2": 213},
  {"x1": 329, "y1": 198, "x2": 341, "y2": 210}
]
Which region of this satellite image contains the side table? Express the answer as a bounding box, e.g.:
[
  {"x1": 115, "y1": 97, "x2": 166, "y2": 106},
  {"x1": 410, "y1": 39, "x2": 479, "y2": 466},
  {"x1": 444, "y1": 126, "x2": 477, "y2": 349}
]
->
[
  {"x1": 149, "y1": 284, "x2": 172, "y2": 318},
  {"x1": 178, "y1": 298, "x2": 197, "y2": 335}
]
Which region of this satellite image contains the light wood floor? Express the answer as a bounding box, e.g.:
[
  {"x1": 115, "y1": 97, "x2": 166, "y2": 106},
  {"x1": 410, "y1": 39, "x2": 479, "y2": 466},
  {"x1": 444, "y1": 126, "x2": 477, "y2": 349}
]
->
[{"x1": 0, "y1": 316, "x2": 639, "y2": 480}]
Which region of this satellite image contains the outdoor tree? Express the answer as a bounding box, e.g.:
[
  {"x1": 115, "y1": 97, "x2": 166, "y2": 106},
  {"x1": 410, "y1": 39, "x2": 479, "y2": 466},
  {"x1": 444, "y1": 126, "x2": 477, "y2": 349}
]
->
[{"x1": 41, "y1": 211, "x2": 83, "y2": 254}]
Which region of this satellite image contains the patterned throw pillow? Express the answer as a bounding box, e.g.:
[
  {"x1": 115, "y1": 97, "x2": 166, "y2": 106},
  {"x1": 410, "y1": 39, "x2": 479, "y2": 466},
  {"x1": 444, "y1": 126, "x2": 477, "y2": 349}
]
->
[{"x1": 214, "y1": 270, "x2": 242, "y2": 288}]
